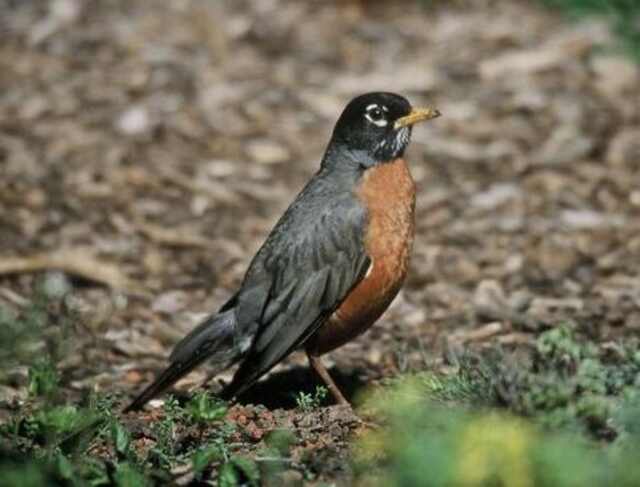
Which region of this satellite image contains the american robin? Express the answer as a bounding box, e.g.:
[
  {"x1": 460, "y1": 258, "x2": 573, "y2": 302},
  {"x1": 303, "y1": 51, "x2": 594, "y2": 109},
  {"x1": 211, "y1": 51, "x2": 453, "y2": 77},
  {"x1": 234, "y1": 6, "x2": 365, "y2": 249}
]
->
[{"x1": 124, "y1": 92, "x2": 440, "y2": 411}]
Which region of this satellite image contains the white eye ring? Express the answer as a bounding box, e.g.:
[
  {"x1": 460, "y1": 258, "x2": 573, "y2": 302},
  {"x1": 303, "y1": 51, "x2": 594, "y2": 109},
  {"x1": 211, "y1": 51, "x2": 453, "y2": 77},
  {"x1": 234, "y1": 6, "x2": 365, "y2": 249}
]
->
[{"x1": 364, "y1": 104, "x2": 388, "y2": 127}]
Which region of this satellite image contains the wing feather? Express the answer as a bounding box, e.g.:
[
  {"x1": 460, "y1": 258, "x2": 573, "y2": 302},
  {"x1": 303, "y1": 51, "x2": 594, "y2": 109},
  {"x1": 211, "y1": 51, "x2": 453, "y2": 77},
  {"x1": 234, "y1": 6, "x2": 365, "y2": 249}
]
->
[{"x1": 221, "y1": 195, "x2": 370, "y2": 398}]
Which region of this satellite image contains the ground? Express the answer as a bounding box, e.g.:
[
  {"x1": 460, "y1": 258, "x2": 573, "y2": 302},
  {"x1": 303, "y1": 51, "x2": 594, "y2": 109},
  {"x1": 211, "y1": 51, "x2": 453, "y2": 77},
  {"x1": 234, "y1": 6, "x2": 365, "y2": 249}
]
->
[{"x1": 1, "y1": 0, "x2": 639, "y2": 485}]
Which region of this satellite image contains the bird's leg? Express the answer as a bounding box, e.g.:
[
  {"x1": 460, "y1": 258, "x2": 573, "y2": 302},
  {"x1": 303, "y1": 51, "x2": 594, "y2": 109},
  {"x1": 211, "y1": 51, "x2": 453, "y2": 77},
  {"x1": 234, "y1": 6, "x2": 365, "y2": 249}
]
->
[{"x1": 306, "y1": 351, "x2": 349, "y2": 406}]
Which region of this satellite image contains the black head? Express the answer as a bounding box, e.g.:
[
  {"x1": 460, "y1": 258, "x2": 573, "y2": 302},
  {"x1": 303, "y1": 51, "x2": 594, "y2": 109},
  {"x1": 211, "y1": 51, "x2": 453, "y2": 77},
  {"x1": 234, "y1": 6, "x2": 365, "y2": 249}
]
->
[{"x1": 325, "y1": 92, "x2": 440, "y2": 168}]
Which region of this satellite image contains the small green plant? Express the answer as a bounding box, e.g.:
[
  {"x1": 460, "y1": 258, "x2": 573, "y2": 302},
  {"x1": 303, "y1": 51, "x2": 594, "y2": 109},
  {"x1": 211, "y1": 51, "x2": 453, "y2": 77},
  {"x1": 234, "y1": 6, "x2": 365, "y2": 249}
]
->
[
  {"x1": 21, "y1": 405, "x2": 101, "y2": 455},
  {"x1": 0, "y1": 299, "x2": 48, "y2": 374},
  {"x1": 192, "y1": 444, "x2": 224, "y2": 477},
  {"x1": 148, "y1": 396, "x2": 184, "y2": 468},
  {"x1": 111, "y1": 420, "x2": 135, "y2": 461},
  {"x1": 295, "y1": 386, "x2": 328, "y2": 412},
  {"x1": 113, "y1": 462, "x2": 149, "y2": 487},
  {"x1": 264, "y1": 428, "x2": 296, "y2": 457},
  {"x1": 186, "y1": 391, "x2": 227, "y2": 423},
  {"x1": 27, "y1": 358, "x2": 59, "y2": 399},
  {"x1": 257, "y1": 428, "x2": 297, "y2": 482},
  {"x1": 218, "y1": 456, "x2": 260, "y2": 487}
]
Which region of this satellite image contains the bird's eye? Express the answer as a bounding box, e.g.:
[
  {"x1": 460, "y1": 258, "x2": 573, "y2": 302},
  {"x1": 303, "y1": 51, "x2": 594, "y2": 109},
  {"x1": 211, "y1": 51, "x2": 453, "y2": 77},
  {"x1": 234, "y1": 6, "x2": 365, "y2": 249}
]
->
[
  {"x1": 365, "y1": 104, "x2": 388, "y2": 127},
  {"x1": 368, "y1": 107, "x2": 383, "y2": 120}
]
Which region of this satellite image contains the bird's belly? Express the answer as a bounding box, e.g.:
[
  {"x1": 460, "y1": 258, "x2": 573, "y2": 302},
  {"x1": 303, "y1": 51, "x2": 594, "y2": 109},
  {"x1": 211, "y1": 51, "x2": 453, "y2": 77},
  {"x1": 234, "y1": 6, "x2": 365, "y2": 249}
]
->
[{"x1": 306, "y1": 158, "x2": 416, "y2": 356}]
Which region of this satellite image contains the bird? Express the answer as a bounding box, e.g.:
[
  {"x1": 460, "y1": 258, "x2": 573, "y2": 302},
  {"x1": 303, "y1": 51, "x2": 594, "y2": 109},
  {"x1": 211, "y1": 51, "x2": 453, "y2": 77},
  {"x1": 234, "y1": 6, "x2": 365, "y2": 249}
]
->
[{"x1": 124, "y1": 92, "x2": 440, "y2": 412}]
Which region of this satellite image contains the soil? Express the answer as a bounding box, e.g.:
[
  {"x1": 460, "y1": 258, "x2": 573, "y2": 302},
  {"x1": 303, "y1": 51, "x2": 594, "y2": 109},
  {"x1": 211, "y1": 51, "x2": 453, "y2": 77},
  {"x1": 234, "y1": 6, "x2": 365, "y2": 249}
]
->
[{"x1": 1, "y1": 0, "x2": 639, "y2": 484}]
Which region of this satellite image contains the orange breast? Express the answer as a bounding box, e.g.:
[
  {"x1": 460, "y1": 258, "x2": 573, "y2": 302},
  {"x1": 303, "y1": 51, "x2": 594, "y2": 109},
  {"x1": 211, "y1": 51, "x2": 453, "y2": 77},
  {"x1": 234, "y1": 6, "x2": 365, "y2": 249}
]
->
[{"x1": 306, "y1": 158, "x2": 416, "y2": 356}]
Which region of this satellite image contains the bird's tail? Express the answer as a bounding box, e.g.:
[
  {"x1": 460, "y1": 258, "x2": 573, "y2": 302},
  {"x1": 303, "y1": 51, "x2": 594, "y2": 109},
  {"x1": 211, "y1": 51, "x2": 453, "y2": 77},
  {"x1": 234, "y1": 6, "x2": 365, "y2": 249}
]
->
[{"x1": 123, "y1": 308, "x2": 244, "y2": 413}]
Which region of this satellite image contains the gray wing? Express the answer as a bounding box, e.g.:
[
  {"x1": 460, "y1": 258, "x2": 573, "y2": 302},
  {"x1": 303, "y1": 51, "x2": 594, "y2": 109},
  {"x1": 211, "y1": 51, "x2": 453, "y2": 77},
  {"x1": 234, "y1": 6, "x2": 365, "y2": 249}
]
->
[{"x1": 221, "y1": 188, "x2": 370, "y2": 398}]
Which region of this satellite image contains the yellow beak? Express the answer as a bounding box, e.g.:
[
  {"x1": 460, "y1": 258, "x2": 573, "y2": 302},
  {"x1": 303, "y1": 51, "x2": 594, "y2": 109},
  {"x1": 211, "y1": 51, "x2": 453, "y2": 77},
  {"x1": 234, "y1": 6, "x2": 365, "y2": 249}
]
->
[{"x1": 394, "y1": 107, "x2": 441, "y2": 129}]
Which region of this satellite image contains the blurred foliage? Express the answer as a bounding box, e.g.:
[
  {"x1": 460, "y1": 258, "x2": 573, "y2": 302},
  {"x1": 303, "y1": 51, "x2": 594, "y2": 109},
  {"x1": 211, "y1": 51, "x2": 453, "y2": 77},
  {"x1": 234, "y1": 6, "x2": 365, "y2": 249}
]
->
[
  {"x1": 258, "y1": 428, "x2": 298, "y2": 483},
  {"x1": 357, "y1": 396, "x2": 640, "y2": 487},
  {"x1": 0, "y1": 294, "x2": 247, "y2": 486},
  {"x1": 0, "y1": 389, "x2": 246, "y2": 485},
  {"x1": 357, "y1": 327, "x2": 640, "y2": 486},
  {"x1": 0, "y1": 277, "x2": 76, "y2": 393},
  {"x1": 27, "y1": 358, "x2": 59, "y2": 399},
  {"x1": 390, "y1": 326, "x2": 640, "y2": 438},
  {"x1": 541, "y1": 0, "x2": 640, "y2": 61},
  {"x1": 4, "y1": 295, "x2": 640, "y2": 485},
  {"x1": 219, "y1": 455, "x2": 261, "y2": 487}
]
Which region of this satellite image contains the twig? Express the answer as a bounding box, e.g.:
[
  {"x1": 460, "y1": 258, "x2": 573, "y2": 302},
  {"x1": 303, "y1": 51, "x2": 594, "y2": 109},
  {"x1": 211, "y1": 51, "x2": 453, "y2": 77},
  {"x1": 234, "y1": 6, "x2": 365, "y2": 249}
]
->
[{"x1": 0, "y1": 249, "x2": 139, "y2": 292}]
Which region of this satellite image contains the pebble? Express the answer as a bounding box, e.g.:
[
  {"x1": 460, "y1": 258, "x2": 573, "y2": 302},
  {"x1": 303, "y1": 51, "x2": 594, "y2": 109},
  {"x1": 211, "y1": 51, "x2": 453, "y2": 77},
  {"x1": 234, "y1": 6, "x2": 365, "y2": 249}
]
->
[
  {"x1": 534, "y1": 125, "x2": 593, "y2": 165},
  {"x1": 116, "y1": 106, "x2": 151, "y2": 136},
  {"x1": 607, "y1": 128, "x2": 640, "y2": 166},
  {"x1": 560, "y1": 209, "x2": 624, "y2": 230},
  {"x1": 470, "y1": 183, "x2": 520, "y2": 210},
  {"x1": 528, "y1": 297, "x2": 584, "y2": 316},
  {"x1": 591, "y1": 55, "x2": 639, "y2": 97},
  {"x1": 151, "y1": 290, "x2": 188, "y2": 314},
  {"x1": 246, "y1": 139, "x2": 290, "y2": 165},
  {"x1": 473, "y1": 279, "x2": 509, "y2": 313},
  {"x1": 41, "y1": 271, "x2": 72, "y2": 299}
]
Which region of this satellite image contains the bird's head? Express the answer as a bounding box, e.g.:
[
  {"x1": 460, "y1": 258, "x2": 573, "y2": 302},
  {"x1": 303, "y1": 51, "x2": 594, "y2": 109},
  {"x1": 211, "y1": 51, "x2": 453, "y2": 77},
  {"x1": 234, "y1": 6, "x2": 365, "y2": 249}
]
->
[{"x1": 327, "y1": 92, "x2": 440, "y2": 168}]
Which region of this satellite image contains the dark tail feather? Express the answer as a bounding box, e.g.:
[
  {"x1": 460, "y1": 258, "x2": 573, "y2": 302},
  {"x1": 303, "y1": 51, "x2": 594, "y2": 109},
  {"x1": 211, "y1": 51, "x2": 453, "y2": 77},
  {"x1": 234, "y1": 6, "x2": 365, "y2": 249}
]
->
[
  {"x1": 123, "y1": 355, "x2": 207, "y2": 413},
  {"x1": 123, "y1": 308, "x2": 243, "y2": 413},
  {"x1": 219, "y1": 356, "x2": 270, "y2": 401},
  {"x1": 218, "y1": 375, "x2": 248, "y2": 401}
]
